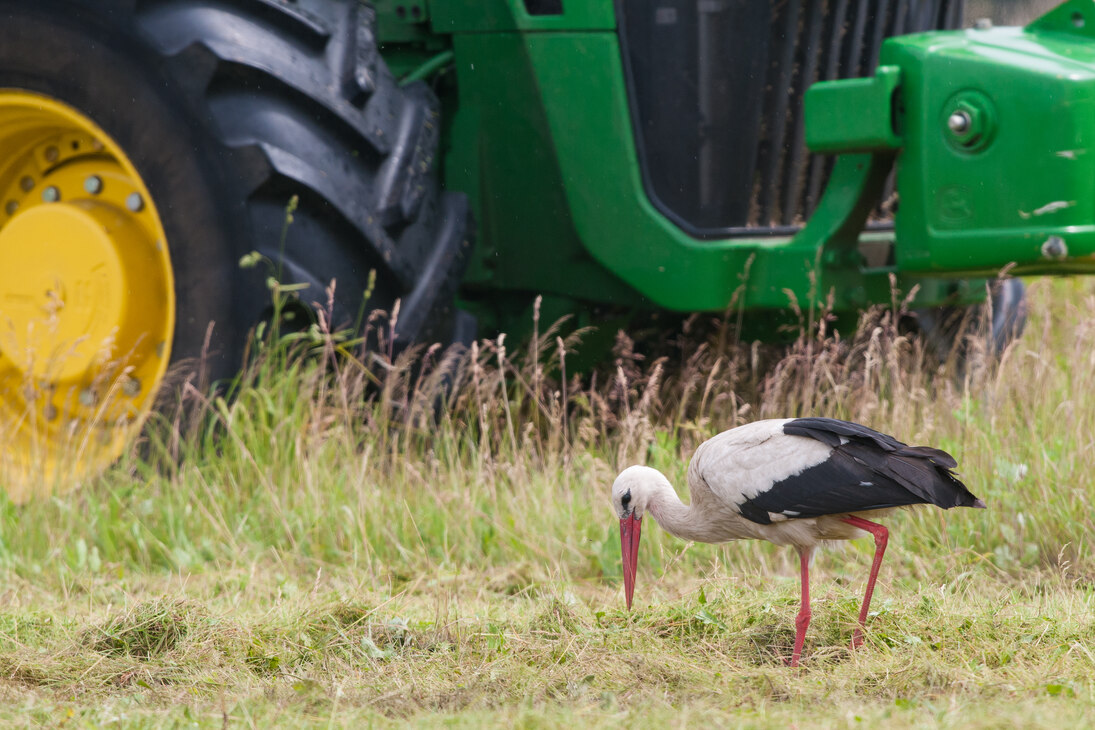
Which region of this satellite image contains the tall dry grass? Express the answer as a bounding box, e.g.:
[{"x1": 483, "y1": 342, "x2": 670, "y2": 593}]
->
[{"x1": 0, "y1": 273, "x2": 1085, "y2": 596}]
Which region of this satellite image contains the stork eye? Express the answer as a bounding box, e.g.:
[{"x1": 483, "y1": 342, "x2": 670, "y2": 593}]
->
[{"x1": 621, "y1": 490, "x2": 631, "y2": 508}]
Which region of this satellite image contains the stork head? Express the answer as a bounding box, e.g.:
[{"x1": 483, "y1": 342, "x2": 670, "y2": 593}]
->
[{"x1": 611, "y1": 465, "x2": 670, "y2": 610}]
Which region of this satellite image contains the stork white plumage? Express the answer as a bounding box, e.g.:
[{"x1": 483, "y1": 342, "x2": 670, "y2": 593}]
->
[{"x1": 611, "y1": 417, "x2": 985, "y2": 667}]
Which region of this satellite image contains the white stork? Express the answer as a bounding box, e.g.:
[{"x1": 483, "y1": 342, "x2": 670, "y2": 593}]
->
[{"x1": 611, "y1": 417, "x2": 984, "y2": 667}]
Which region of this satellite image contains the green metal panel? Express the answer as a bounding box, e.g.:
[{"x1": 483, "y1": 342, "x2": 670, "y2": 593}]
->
[
  {"x1": 805, "y1": 66, "x2": 903, "y2": 154},
  {"x1": 444, "y1": 32, "x2": 640, "y2": 308},
  {"x1": 375, "y1": 0, "x2": 435, "y2": 44},
  {"x1": 523, "y1": 32, "x2": 749, "y2": 311},
  {"x1": 428, "y1": 0, "x2": 614, "y2": 32},
  {"x1": 808, "y1": 0, "x2": 1095, "y2": 279},
  {"x1": 506, "y1": 31, "x2": 947, "y2": 313},
  {"x1": 884, "y1": 10, "x2": 1095, "y2": 276}
]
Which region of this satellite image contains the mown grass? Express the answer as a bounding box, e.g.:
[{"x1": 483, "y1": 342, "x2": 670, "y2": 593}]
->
[{"x1": 1, "y1": 276, "x2": 1094, "y2": 727}]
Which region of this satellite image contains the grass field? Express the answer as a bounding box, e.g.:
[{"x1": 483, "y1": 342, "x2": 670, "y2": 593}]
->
[{"x1": 2, "y1": 277, "x2": 1095, "y2": 727}]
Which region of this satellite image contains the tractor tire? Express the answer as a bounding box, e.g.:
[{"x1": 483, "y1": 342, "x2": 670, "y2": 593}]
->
[
  {"x1": 0, "y1": 0, "x2": 472, "y2": 494},
  {"x1": 914, "y1": 278, "x2": 1028, "y2": 362}
]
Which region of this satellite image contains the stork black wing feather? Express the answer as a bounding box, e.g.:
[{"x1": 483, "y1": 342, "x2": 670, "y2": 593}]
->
[
  {"x1": 737, "y1": 418, "x2": 986, "y2": 525},
  {"x1": 785, "y1": 418, "x2": 960, "y2": 469},
  {"x1": 783, "y1": 418, "x2": 908, "y2": 452},
  {"x1": 898, "y1": 446, "x2": 958, "y2": 469},
  {"x1": 738, "y1": 449, "x2": 927, "y2": 524}
]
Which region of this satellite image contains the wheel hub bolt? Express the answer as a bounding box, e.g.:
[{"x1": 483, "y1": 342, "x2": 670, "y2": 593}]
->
[
  {"x1": 121, "y1": 377, "x2": 141, "y2": 397},
  {"x1": 948, "y1": 111, "x2": 971, "y2": 134},
  {"x1": 1042, "y1": 235, "x2": 1068, "y2": 259},
  {"x1": 19, "y1": 176, "x2": 34, "y2": 192},
  {"x1": 125, "y1": 192, "x2": 144, "y2": 212},
  {"x1": 41, "y1": 186, "x2": 60, "y2": 203},
  {"x1": 84, "y1": 175, "x2": 103, "y2": 194},
  {"x1": 4, "y1": 201, "x2": 17, "y2": 216}
]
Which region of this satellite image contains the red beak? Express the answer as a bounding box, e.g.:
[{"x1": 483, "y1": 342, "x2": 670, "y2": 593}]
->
[{"x1": 619, "y1": 514, "x2": 642, "y2": 610}]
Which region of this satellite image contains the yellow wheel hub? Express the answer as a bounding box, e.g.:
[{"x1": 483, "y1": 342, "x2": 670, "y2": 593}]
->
[{"x1": 0, "y1": 91, "x2": 174, "y2": 498}]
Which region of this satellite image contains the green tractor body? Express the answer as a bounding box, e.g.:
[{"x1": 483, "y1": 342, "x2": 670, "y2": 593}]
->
[
  {"x1": 385, "y1": 0, "x2": 1095, "y2": 331},
  {"x1": 0, "y1": 0, "x2": 1092, "y2": 490}
]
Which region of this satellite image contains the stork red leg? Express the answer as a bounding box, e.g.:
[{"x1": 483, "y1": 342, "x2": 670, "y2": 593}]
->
[
  {"x1": 841, "y1": 515, "x2": 889, "y2": 650},
  {"x1": 790, "y1": 545, "x2": 814, "y2": 667}
]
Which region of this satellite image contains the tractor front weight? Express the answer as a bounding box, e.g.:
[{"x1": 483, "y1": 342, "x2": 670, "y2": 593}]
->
[{"x1": 807, "y1": 0, "x2": 1095, "y2": 286}]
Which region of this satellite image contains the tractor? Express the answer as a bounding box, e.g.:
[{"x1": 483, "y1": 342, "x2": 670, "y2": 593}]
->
[{"x1": 0, "y1": 0, "x2": 1089, "y2": 493}]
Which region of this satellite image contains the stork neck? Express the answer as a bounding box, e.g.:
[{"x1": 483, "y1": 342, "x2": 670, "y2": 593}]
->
[{"x1": 647, "y1": 481, "x2": 706, "y2": 542}]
